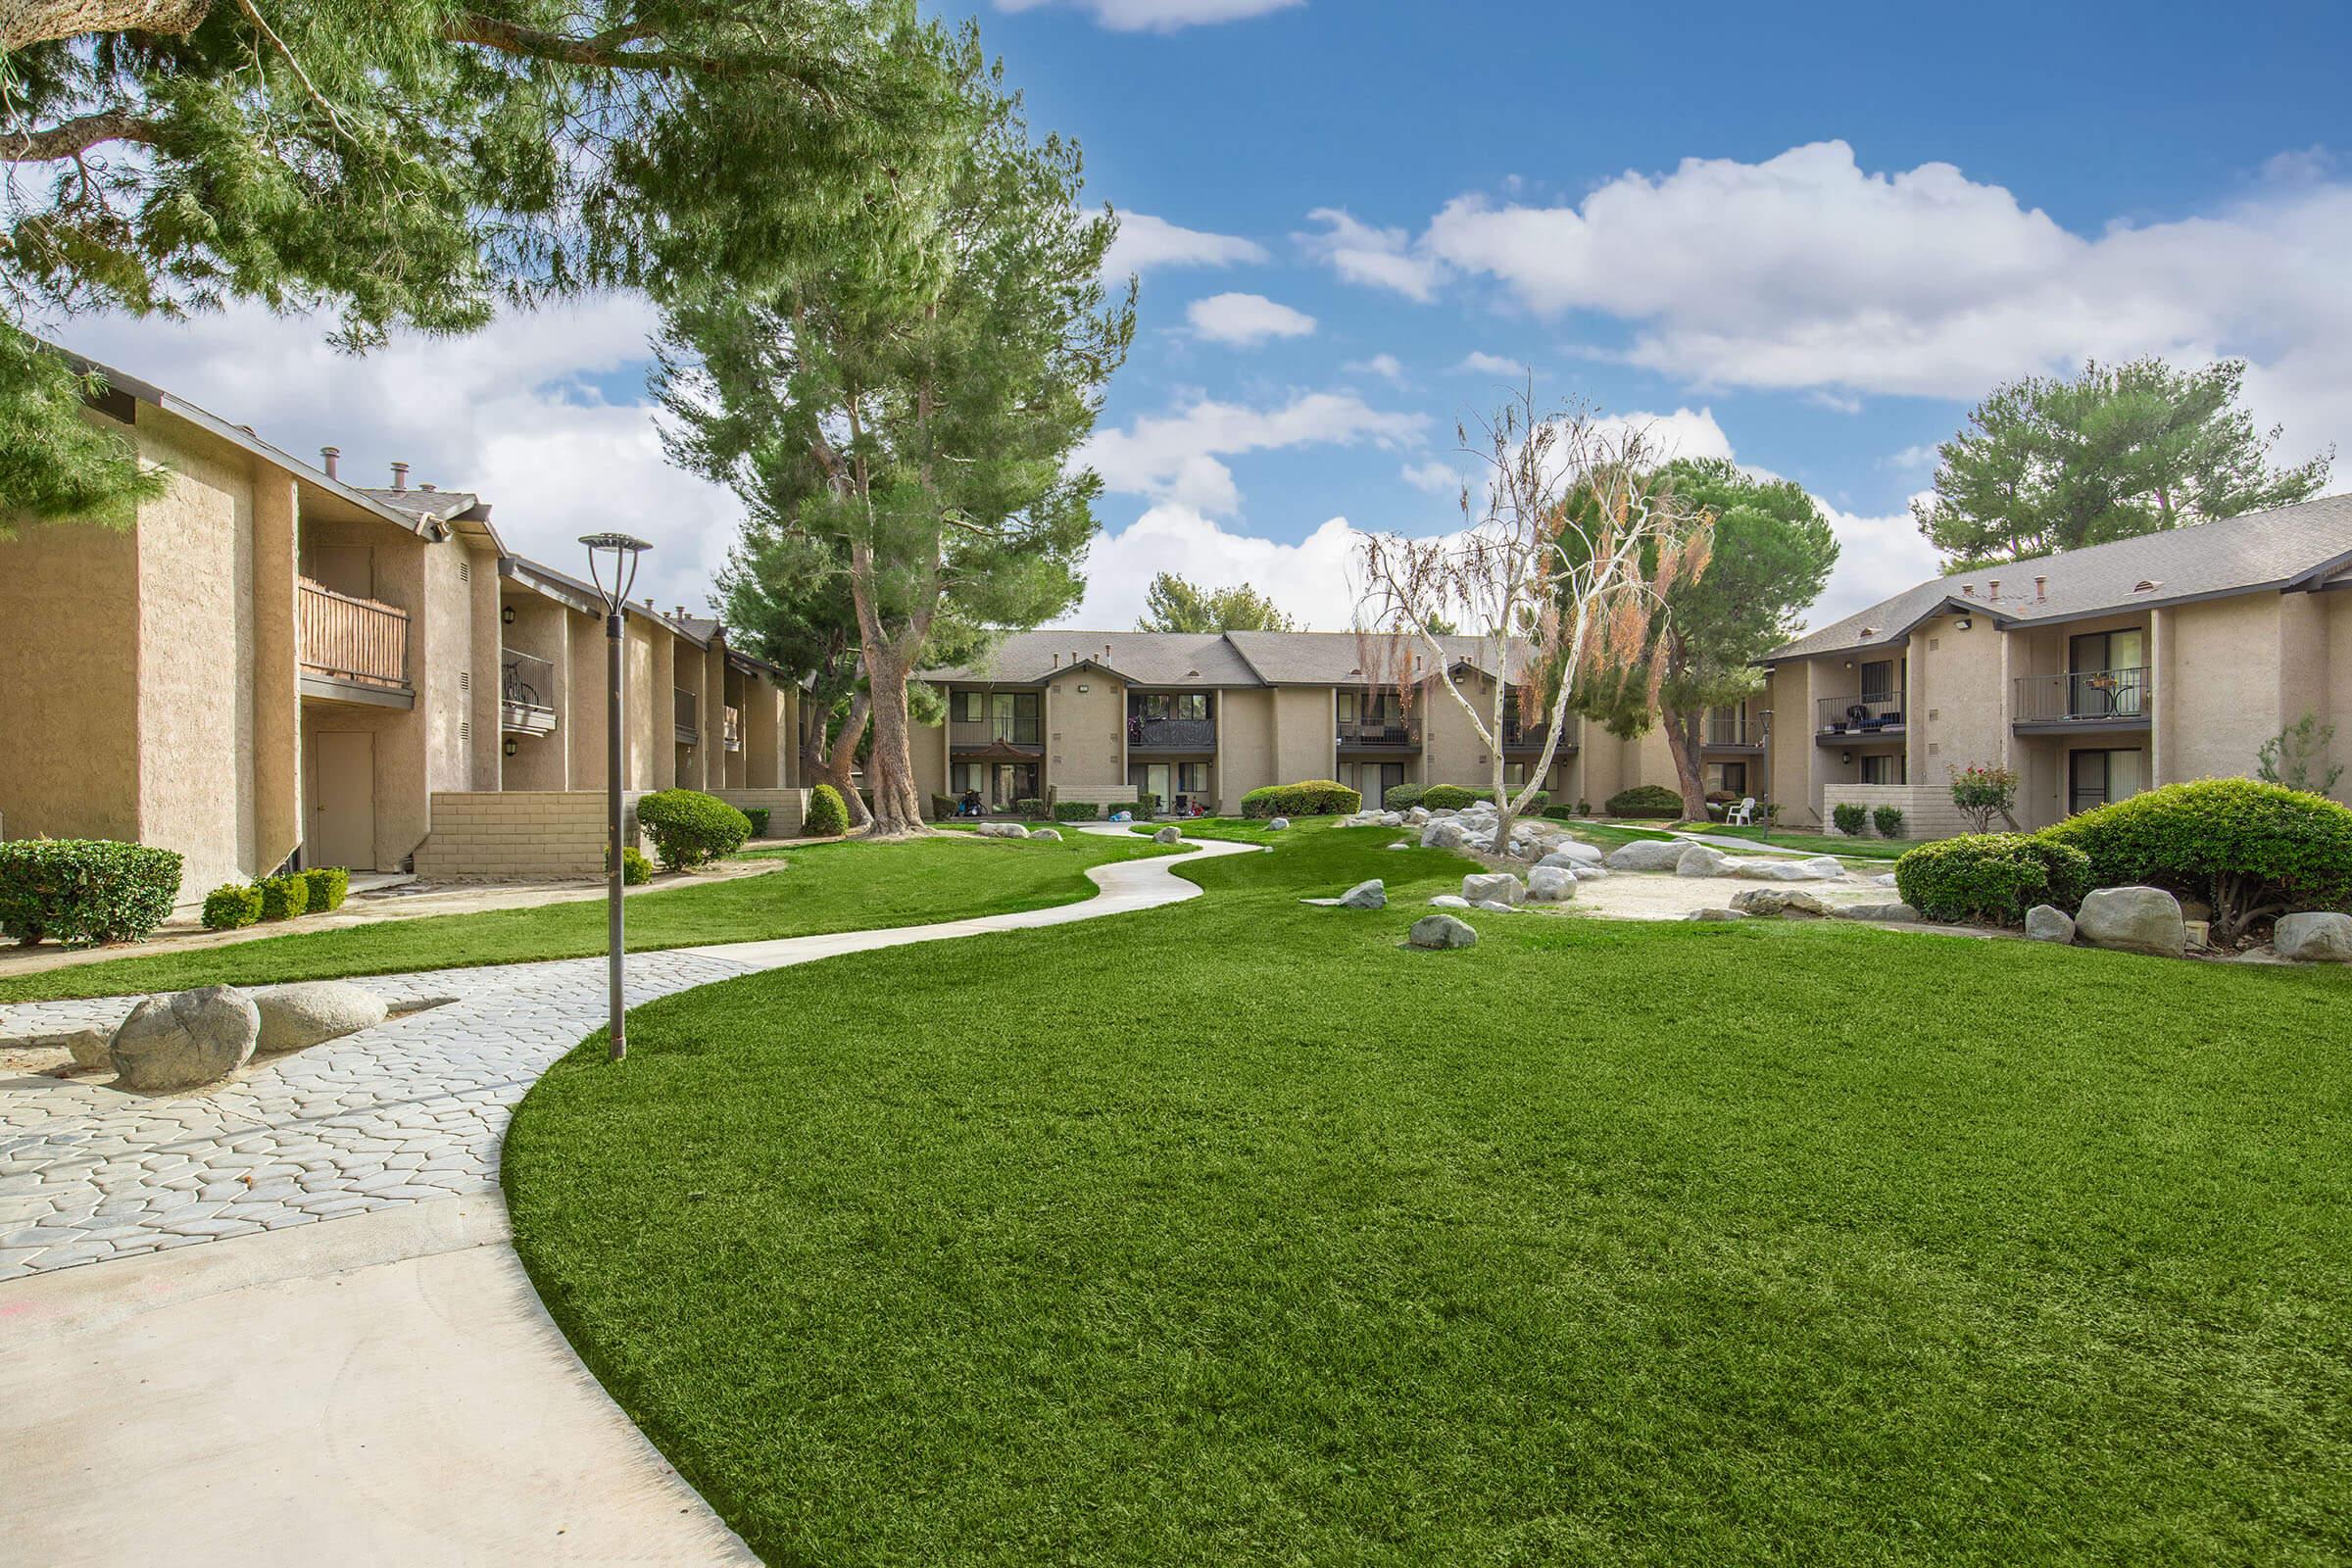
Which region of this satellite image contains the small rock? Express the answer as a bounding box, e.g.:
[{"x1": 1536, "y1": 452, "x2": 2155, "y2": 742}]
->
[
  {"x1": 1461, "y1": 872, "x2": 1526, "y2": 906},
  {"x1": 1429, "y1": 895, "x2": 1472, "y2": 909},
  {"x1": 1340, "y1": 879, "x2": 1387, "y2": 910},
  {"x1": 1673, "y1": 843, "x2": 1732, "y2": 878},
  {"x1": 1268, "y1": 816, "x2": 1291, "y2": 831},
  {"x1": 1387, "y1": 841, "x2": 1411, "y2": 851},
  {"x1": 110, "y1": 986, "x2": 259, "y2": 1091},
  {"x1": 2274, "y1": 910, "x2": 2352, "y2": 963},
  {"x1": 1544, "y1": 842, "x2": 1604, "y2": 867},
  {"x1": 1686, "y1": 907, "x2": 1749, "y2": 921},
  {"x1": 1526, "y1": 865, "x2": 1577, "y2": 903},
  {"x1": 1406, "y1": 807, "x2": 1431, "y2": 825},
  {"x1": 1834, "y1": 902, "x2": 1922, "y2": 923},
  {"x1": 1029, "y1": 827, "x2": 1063, "y2": 842},
  {"x1": 1471, "y1": 900, "x2": 1520, "y2": 912},
  {"x1": 2075, "y1": 886, "x2": 2186, "y2": 958},
  {"x1": 248, "y1": 981, "x2": 389, "y2": 1054},
  {"x1": 1728, "y1": 888, "x2": 1833, "y2": 919},
  {"x1": 1570, "y1": 865, "x2": 1610, "y2": 881},
  {"x1": 64, "y1": 1028, "x2": 113, "y2": 1069},
  {"x1": 1409, "y1": 914, "x2": 1479, "y2": 950},
  {"x1": 1872, "y1": 872, "x2": 1898, "y2": 888},
  {"x1": 2024, "y1": 904, "x2": 2076, "y2": 944},
  {"x1": 1153, "y1": 825, "x2": 1183, "y2": 845},
  {"x1": 978, "y1": 822, "x2": 1029, "y2": 839}
]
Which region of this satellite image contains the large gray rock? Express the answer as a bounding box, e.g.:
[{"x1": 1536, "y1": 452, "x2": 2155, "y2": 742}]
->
[
  {"x1": 1729, "y1": 858, "x2": 1842, "y2": 883},
  {"x1": 1686, "y1": 907, "x2": 1749, "y2": 921},
  {"x1": 1673, "y1": 843, "x2": 1733, "y2": 878},
  {"x1": 1409, "y1": 913, "x2": 1479, "y2": 949},
  {"x1": 1267, "y1": 816, "x2": 1291, "y2": 831},
  {"x1": 1029, "y1": 827, "x2": 1063, "y2": 842},
  {"x1": 2275, "y1": 910, "x2": 2352, "y2": 963},
  {"x1": 1526, "y1": 865, "x2": 1577, "y2": 903},
  {"x1": 2025, "y1": 905, "x2": 2076, "y2": 944},
  {"x1": 1340, "y1": 879, "x2": 1387, "y2": 910},
  {"x1": 2075, "y1": 886, "x2": 2186, "y2": 958},
  {"x1": 978, "y1": 822, "x2": 1029, "y2": 839},
  {"x1": 1729, "y1": 888, "x2": 1833, "y2": 919},
  {"x1": 1153, "y1": 825, "x2": 1183, "y2": 845},
  {"x1": 1406, "y1": 807, "x2": 1431, "y2": 826},
  {"x1": 249, "y1": 981, "x2": 388, "y2": 1055},
  {"x1": 109, "y1": 986, "x2": 259, "y2": 1091},
  {"x1": 1461, "y1": 872, "x2": 1526, "y2": 906},
  {"x1": 1421, "y1": 820, "x2": 1468, "y2": 851},
  {"x1": 1552, "y1": 841, "x2": 1605, "y2": 867},
  {"x1": 1834, "y1": 902, "x2": 1922, "y2": 923},
  {"x1": 1571, "y1": 865, "x2": 1611, "y2": 881},
  {"x1": 1603, "y1": 839, "x2": 1687, "y2": 872}
]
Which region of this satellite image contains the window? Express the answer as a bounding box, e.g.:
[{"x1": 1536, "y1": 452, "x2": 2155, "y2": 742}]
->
[
  {"x1": 1707, "y1": 761, "x2": 1747, "y2": 796},
  {"x1": 1174, "y1": 693, "x2": 1208, "y2": 721},
  {"x1": 1860, "y1": 660, "x2": 1898, "y2": 702},
  {"x1": 2067, "y1": 629, "x2": 2146, "y2": 717},
  {"x1": 2070, "y1": 749, "x2": 2145, "y2": 814},
  {"x1": 953, "y1": 690, "x2": 984, "y2": 722},
  {"x1": 1337, "y1": 691, "x2": 1357, "y2": 725},
  {"x1": 1177, "y1": 762, "x2": 1210, "y2": 793},
  {"x1": 1860, "y1": 754, "x2": 1905, "y2": 785}
]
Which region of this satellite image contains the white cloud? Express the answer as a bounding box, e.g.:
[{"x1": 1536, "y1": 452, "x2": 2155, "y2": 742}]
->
[
  {"x1": 1344, "y1": 352, "x2": 1406, "y2": 385},
  {"x1": 1064, "y1": 509, "x2": 1387, "y2": 630},
  {"x1": 1081, "y1": 389, "x2": 1428, "y2": 516},
  {"x1": 1186, "y1": 291, "x2": 1317, "y2": 347},
  {"x1": 1812, "y1": 501, "x2": 1944, "y2": 630},
  {"x1": 1298, "y1": 208, "x2": 1445, "y2": 302},
  {"x1": 1452, "y1": 350, "x2": 1525, "y2": 377},
  {"x1": 1586, "y1": 407, "x2": 1738, "y2": 466},
  {"x1": 1102, "y1": 212, "x2": 1269, "y2": 278},
  {"x1": 997, "y1": 0, "x2": 1301, "y2": 31},
  {"x1": 1400, "y1": 460, "x2": 1459, "y2": 495}
]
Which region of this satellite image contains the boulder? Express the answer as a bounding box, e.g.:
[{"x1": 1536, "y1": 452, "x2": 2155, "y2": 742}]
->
[
  {"x1": 1380, "y1": 811, "x2": 1404, "y2": 828},
  {"x1": 1728, "y1": 888, "x2": 1833, "y2": 919},
  {"x1": 1406, "y1": 808, "x2": 1431, "y2": 826},
  {"x1": 1409, "y1": 914, "x2": 1479, "y2": 949},
  {"x1": 1471, "y1": 900, "x2": 1520, "y2": 913},
  {"x1": 2075, "y1": 886, "x2": 2186, "y2": 958},
  {"x1": 1153, "y1": 825, "x2": 1183, "y2": 845},
  {"x1": 1673, "y1": 843, "x2": 1733, "y2": 878},
  {"x1": 978, "y1": 822, "x2": 1029, "y2": 839},
  {"x1": 2274, "y1": 910, "x2": 2352, "y2": 963},
  {"x1": 1340, "y1": 879, "x2": 1387, "y2": 911},
  {"x1": 1428, "y1": 894, "x2": 1472, "y2": 909},
  {"x1": 1729, "y1": 858, "x2": 1842, "y2": 883},
  {"x1": 1552, "y1": 841, "x2": 1605, "y2": 866},
  {"x1": 1268, "y1": 816, "x2": 1291, "y2": 831},
  {"x1": 65, "y1": 1028, "x2": 114, "y2": 1069},
  {"x1": 109, "y1": 986, "x2": 259, "y2": 1091},
  {"x1": 1603, "y1": 839, "x2": 1687, "y2": 872},
  {"x1": 2024, "y1": 905, "x2": 2076, "y2": 944},
  {"x1": 1834, "y1": 902, "x2": 1922, "y2": 923},
  {"x1": 1421, "y1": 820, "x2": 1468, "y2": 851},
  {"x1": 1871, "y1": 872, "x2": 1898, "y2": 888},
  {"x1": 248, "y1": 981, "x2": 389, "y2": 1054},
  {"x1": 1029, "y1": 827, "x2": 1063, "y2": 842},
  {"x1": 1526, "y1": 865, "x2": 1577, "y2": 903},
  {"x1": 1571, "y1": 865, "x2": 1610, "y2": 881},
  {"x1": 1686, "y1": 907, "x2": 1749, "y2": 921},
  {"x1": 1461, "y1": 872, "x2": 1526, "y2": 906}
]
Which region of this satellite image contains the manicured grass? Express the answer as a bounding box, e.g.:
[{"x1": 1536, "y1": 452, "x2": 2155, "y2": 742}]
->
[
  {"x1": 506, "y1": 825, "x2": 2352, "y2": 1566},
  {"x1": 0, "y1": 833, "x2": 1170, "y2": 1002},
  {"x1": 1698, "y1": 822, "x2": 1916, "y2": 859}
]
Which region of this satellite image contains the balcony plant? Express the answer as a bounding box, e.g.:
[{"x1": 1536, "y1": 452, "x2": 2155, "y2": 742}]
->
[{"x1": 0, "y1": 839, "x2": 182, "y2": 946}]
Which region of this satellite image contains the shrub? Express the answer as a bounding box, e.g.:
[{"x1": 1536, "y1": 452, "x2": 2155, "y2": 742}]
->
[
  {"x1": 608, "y1": 844, "x2": 653, "y2": 886},
  {"x1": 743, "y1": 808, "x2": 771, "y2": 839},
  {"x1": 0, "y1": 838, "x2": 183, "y2": 946},
  {"x1": 201, "y1": 883, "x2": 264, "y2": 931},
  {"x1": 1133, "y1": 792, "x2": 1162, "y2": 818},
  {"x1": 1542, "y1": 805, "x2": 1582, "y2": 821},
  {"x1": 301, "y1": 865, "x2": 349, "y2": 913},
  {"x1": 930, "y1": 794, "x2": 958, "y2": 820},
  {"x1": 1576, "y1": 800, "x2": 1592, "y2": 816},
  {"x1": 639, "y1": 788, "x2": 754, "y2": 868},
  {"x1": 258, "y1": 872, "x2": 311, "y2": 921},
  {"x1": 1949, "y1": 763, "x2": 2020, "y2": 833},
  {"x1": 1053, "y1": 800, "x2": 1101, "y2": 822},
  {"x1": 1873, "y1": 806, "x2": 1906, "y2": 839},
  {"x1": 1894, "y1": 833, "x2": 2092, "y2": 926},
  {"x1": 803, "y1": 784, "x2": 850, "y2": 837},
  {"x1": 1014, "y1": 797, "x2": 1046, "y2": 819},
  {"x1": 1604, "y1": 784, "x2": 1683, "y2": 819},
  {"x1": 1385, "y1": 783, "x2": 1427, "y2": 811},
  {"x1": 1241, "y1": 780, "x2": 1363, "y2": 818},
  {"x1": 2040, "y1": 778, "x2": 2352, "y2": 943},
  {"x1": 1832, "y1": 803, "x2": 1870, "y2": 836}
]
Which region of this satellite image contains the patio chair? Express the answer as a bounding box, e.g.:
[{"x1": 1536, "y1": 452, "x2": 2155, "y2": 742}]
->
[{"x1": 1725, "y1": 797, "x2": 1757, "y2": 825}]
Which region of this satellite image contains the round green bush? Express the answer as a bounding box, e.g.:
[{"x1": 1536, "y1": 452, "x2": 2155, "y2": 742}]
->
[
  {"x1": 1014, "y1": 797, "x2": 1047, "y2": 819},
  {"x1": 201, "y1": 883, "x2": 264, "y2": 931},
  {"x1": 1384, "y1": 783, "x2": 1427, "y2": 811},
  {"x1": 1872, "y1": 806, "x2": 1906, "y2": 839},
  {"x1": 743, "y1": 808, "x2": 771, "y2": 839},
  {"x1": 639, "y1": 788, "x2": 754, "y2": 868},
  {"x1": 0, "y1": 838, "x2": 184, "y2": 945},
  {"x1": 608, "y1": 844, "x2": 653, "y2": 886},
  {"x1": 2040, "y1": 778, "x2": 2352, "y2": 941},
  {"x1": 258, "y1": 872, "x2": 311, "y2": 921},
  {"x1": 1416, "y1": 785, "x2": 1550, "y2": 813},
  {"x1": 1603, "y1": 784, "x2": 1684, "y2": 819},
  {"x1": 301, "y1": 865, "x2": 349, "y2": 913},
  {"x1": 803, "y1": 784, "x2": 850, "y2": 837},
  {"x1": 1832, "y1": 803, "x2": 1870, "y2": 836},
  {"x1": 1240, "y1": 780, "x2": 1362, "y2": 818},
  {"x1": 1893, "y1": 833, "x2": 2092, "y2": 926}
]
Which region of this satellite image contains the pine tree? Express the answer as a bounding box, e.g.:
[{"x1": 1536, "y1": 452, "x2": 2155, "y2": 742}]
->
[{"x1": 1136, "y1": 573, "x2": 1297, "y2": 632}]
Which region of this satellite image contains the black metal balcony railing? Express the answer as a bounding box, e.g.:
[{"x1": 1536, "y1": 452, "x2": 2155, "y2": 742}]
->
[
  {"x1": 1338, "y1": 717, "x2": 1421, "y2": 748},
  {"x1": 1816, "y1": 694, "x2": 1905, "y2": 734},
  {"x1": 1502, "y1": 718, "x2": 1578, "y2": 751},
  {"x1": 951, "y1": 715, "x2": 1043, "y2": 749},
  {"x1": 2013, "y1": 666, "x2": 2151, "y2": 725},
  {"x1": 1705, "y1": 711, "x2": 1756, "y2": 747},
  {"x1": 1128, "y1": 715, "x2": 1216, "y2": 750},
  {"x1": 673, "y1": 686, "x2": 699, "y2": 743}
]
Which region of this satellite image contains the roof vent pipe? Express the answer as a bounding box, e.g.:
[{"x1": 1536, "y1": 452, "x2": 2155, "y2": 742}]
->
[
  {"x1": 390, "y1": 461, "x2": 410, "y2": 492},
  {"x1": 1960, "y1": 584, "x2": 1975, "y2": 598},
  {"x1": 2034, "y1": 575, "x2": 2048, "y2": 603},
  {"x1": 1988, "y1": 579, "x2": 2000, "y2": 603},
  {"x1": 319, "y1": 446, "x2": 339, "y2": 479}
]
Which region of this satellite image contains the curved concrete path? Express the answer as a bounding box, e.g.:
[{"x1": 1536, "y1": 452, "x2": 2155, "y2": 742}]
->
[{"x1": 0, "y1": 828, "x2": 1256, "y2": 1567}]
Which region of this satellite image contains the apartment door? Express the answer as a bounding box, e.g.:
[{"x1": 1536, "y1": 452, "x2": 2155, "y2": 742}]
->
[{"x1": 308, "y1": 730, "x2": 376, "y2": 869}]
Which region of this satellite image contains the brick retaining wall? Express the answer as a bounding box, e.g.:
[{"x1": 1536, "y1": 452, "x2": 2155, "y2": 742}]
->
[{"x1": 413, "y1": 791, "x2": 643, "y2": 879}]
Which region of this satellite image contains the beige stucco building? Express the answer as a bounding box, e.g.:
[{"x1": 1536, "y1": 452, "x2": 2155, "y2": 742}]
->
[
  {"x1": 0, "y1": 355, "x2": 802, "y2": 903},
  {"x1": 1764, "y1": 495, "x2": 2352, "y2": 833}
]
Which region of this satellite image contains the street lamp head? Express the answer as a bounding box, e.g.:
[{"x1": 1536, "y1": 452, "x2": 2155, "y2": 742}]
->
[{"x1": 579, "y1": 533, "x2": 651, "y2": 613}]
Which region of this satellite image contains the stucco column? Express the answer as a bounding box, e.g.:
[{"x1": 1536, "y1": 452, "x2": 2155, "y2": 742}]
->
[
  {"x1": 251, "y1": 473, "x2": 302, "y2": 870},
  {"x1": 1904, "y1": 634, "x2": 1927, "y2": 787},
  {"x1": 468, "y1": 547, "x2": 502, "y2": 791},
  {"x1": 2149, "y1": 607, "x2": 2173, "y2": 785},
  {"x1": 1212, "y1": 692, "x2": 1227, "y2": 811}
]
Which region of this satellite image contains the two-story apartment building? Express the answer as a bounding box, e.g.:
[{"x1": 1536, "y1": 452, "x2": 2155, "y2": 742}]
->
[
  {"x1": 1765, "y1": 494, "x2": 2352, "y2": 832},
  {"x1": 0, "y1": 351, "x2": 803, "y2": 901}
]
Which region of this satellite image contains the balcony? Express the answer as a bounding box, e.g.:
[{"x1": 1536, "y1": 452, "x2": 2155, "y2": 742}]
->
[
  {"x1": 298, "y1": 578, "x2": 411, "y2": 706},
  {"x1": 2013, "y1": 667, "x2": 2151, "y2": 732},
  {"x1": 1705, "y1": 712, "x2": 1760, "y2": 750},
  {"x1": 674, "y1": 686, "x2": 700, "y2": 745},
  {"x1": 500, "y1": 651, "x2": 557, "y2": 735},
  {"x1": 1502, "y1": 718, "x2": 1577, "y2": 752},
  {"x1": 1127, "y1": 715, "x2": 1215, "y2": 751},
  {"x1": 951, "y1": 715, "x2": 1043, "y2": 752},
  {"x1": 722, "y1": 705, "x2": 743, "y2": 752},
  {"x1": 1338, "y1": 717, "x2": 1421, "y2": 749},
  {"x1": 1816, "y1": 694, "x2": 1905, "y2": 743}
]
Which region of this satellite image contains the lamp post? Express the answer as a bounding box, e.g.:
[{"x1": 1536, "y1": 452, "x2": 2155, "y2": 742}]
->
[{"x1": 582, "y1": 533, "x2": 651, "y2": 1062}]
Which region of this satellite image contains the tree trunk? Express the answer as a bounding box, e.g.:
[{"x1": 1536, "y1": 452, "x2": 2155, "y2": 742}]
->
[
  {"x1": 1664, "y1": 708, "x2": 1709, "y2": 823},
  {"x1": 858, "y1": 637, "x2": 928, "y2": 838},
  {"x1": 801, "y1": 689, "x2": 872, "y2": 830},
  {"x1": 0, "y1": 0, "x2": 208, "y2": 52}
]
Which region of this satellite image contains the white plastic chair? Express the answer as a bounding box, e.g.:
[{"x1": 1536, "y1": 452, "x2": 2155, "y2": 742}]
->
[{"x1": 1725, "y1": 796, "x2": 1757, "y2": 826}]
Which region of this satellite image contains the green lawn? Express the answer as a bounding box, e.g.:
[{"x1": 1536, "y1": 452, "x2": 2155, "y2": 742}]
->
[
  {"x1": 0, "y1": 833, "x2": 1169, "y2": 1003},
  {"x1": 505, "y1": 825, "x2": 2352, "y2": 1566},
  {"x1": 1696, "y1": 822, "x2": 1916, "y2": 859}
]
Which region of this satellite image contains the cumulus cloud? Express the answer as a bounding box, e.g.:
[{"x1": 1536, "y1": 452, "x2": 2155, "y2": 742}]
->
[
  {"x1": 1400, "y1": 460, "x2": 1459, "y2": 495},
  {"x1": 998, "y1": 0, "x2": 1301, "y2": 30},
  {"x1": 1081, "y1": 389, "x2": 1428, "y2": 515},
  {"x1": 1102, "y1": 212, "x2": 1269, "y2": 277},
  {"x1": 1452, "y1": 350, "x2": 1525, "y2": 377},
  {"x1": 1064, "y1": 508, "x2": 1388, "y2": 630},
  {"x1": 1298, "y1": 208, "x2": 1445, "y2": 302},
  {"x1": 1186, "y1": 291, "x2": 1317, "y2": 347},
  {"x1": 1344, "y1": 352, "x2": 1406, "y2": 385},
  {"x1": 1813, "y1": 501, "x2": 1945, "y2": 629}
]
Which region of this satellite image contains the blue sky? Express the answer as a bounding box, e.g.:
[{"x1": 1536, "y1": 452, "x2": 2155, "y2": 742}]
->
[{"x1": 77, "y1": 0, "x2": 2352, "y2": 630}]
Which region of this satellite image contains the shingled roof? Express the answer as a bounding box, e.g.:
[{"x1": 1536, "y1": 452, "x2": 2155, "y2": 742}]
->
[
  {"x1": 1771, "y1": 492, "x2": 2352, "y2": 662},
  {"x1": 918, "y1": 628, "x2": 1538, "y2": 688}
]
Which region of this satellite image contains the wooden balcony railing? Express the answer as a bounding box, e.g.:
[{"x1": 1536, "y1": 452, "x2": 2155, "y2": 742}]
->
[
  {"x1": 674, "y1": 686, "x2": 699, "y2": 743},
  {"x1": 298, "y1": 578, "x2": 409, "y2": 690}
]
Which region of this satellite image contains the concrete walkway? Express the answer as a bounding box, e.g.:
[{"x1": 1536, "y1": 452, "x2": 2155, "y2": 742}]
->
[{"x1": 0, "y1": 828, "x2": 1255, "y2": 1567}]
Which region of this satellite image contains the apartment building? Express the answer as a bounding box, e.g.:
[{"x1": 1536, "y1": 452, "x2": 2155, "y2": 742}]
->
[
  {"x1": 1764, "y1": 494, "x2": 2352, "y2": 832},
  {"x1": 0, "y1": 352, "x2": 801, "y2": 902},
  {"x1": 912, "y1": 629, "x2": 1713, "y2": 815}
]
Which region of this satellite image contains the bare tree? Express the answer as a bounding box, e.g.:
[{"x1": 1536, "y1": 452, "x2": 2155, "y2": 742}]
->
[{"x1": 1356, "y1": 391, "x2": 1712, "y2": 851}]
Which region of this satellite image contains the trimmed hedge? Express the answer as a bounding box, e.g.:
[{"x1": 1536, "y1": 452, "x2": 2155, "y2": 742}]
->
[
  {"x1": 1134, "y1": 792, "x2": 1162, "y2": 818},
  {"x1": 258, "y1": 872, "x2": 311, "y2": 921},
  {"x1": 202, "y1": 883, "x2": 264, "y2": 931},
  {"x1": 1873, "y1": 806, "x2": 1905, "y2": 839},
  {"x1": 743, "y1": 808, "x2": 771, "y2": 839},
  {"x1": 0, "y1": 838, "x2": 183, "y2": 946},
  {"x1": 2040, "y1": 778, "x2": 2352, "y2": 941},
  {"x1": 930, "y1": 794, "x2": 959, "y2": 821},
  {"x1": 1415, "y1": 785, "x2": 1551, "y2": 813},
  {"x1": 1603, "y1": 784, "x2": 1683, "y2": 819},
  {"x1": 803, "y1": 784, "x2": 850, "y2": 838},
  {"x1": 1894, "y1": 833, "x2": 2093, "y2": 926},
  {"x1": 639, "y1": 788, "x2": 753, "y2": 868},
  {"x1": 1014, "y1": 798, "x2": 1047, "y2": 819},
  {"x1": 1384, "y1": 783, "x2": 1427, "y2": 811},
  {"x1": 302, "y1": 865, "x2": 349, "y2": 913},
  {"x1": 610, "y1": 845, "x2": 653, "y2": 886},
  {"x1": 1054, "y1": 801, "x2": 1102, "y2": 822},
  {"x1": 1240, "y1": 780, "x2": 1362, "y2": 818},
  {"x1": 1541, "y1": 805, "x2": 1581, "y2": 821},
  {"x1": 1832, "y1": 803, "x2": 1869, "y2": 836}
]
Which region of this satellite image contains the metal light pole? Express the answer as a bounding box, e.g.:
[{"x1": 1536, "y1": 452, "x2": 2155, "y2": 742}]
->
[{"x1": 582, "y1": 533, "x2": 651, "y2": 1062}]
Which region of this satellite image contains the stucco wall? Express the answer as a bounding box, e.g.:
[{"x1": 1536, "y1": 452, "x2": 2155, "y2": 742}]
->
[
  {"x1": 1911, "y1": 612, "x2": 2005, "y2": 781},
  {"x1": 0, "y1": 502, "x2": 144, "y2": 854},
  {"x1": 630, "y1": 617, "x2": 663, "y2": 790},
  {"x1": 2166, "y1": 594, "x2": 2281, "y2": 785},
  {"x1": 1216, "y1": 688, "x2": 1273, "y2": 813},
  {"x1": 1045, "y1": 672, "x2": 1126, "y2": 790},
  {"x1": 1766, "y1": 661, "x2": 1819, "y2": 824},
  {"x1": 565, "y1": 607, "x2": 611, "y2": 788},
  {"x1": 1270, "y1": 686, "x2": 1335, "y2": 784},
  {"x1": 500, "y1": 591, "x2": 571, "y2": 791},
  {"x1": 2324, "y1": 591, "x2": 2352, "y2": 805}
]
